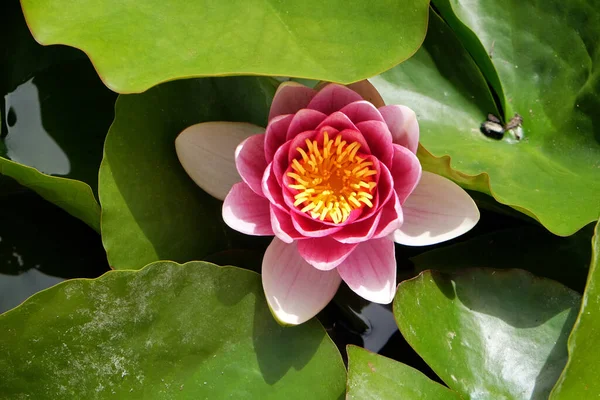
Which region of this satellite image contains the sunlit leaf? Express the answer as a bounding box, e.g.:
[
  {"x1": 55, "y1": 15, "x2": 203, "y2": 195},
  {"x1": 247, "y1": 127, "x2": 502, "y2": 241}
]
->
[
  {"x1": 550, "y1": 220, "x2": 600, "y2": 398},
  {"x1": 346, "y1": 345, "x2": 461, "y2": 400},
  {"x1": 394, "y1": 269, "x2": 580, "y2": 399},
  {"x1": 0, "y1": 261, "x2": 346, "y2": 399},
  {"x1": 373, "y1": 7, "x2": 600, "y2": 235},
  {"x1": 21, "y1": 0, "x2": 429, "y2": 93}
]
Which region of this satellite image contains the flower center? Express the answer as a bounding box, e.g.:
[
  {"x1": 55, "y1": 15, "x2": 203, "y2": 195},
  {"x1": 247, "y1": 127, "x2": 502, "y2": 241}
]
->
[{"x1": 286, "y1": 132, "x2": 377, "y2": 224}]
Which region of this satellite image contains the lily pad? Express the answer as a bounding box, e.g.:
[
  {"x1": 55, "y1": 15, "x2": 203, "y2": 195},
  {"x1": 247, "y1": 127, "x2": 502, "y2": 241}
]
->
[
  {"x1": 346, "y1": 345, "x2": 461, "y2": 400},
  {"x1": 20, "y1": 0, "x2": 429, "y2": 93},
  {"x1": 394, "y1": 269, "x2": 581, "y2": 400},
  {"x1": 550, "y1": 220, "x2": 600, "y2": 398},
  {"x1": 0, "y1": 261, "x2": 345, "y2": 399},
  {"x1": 1, "y1": 1, "x2": 117, "y2": 230},
  {"x1": 99, "y1": 77, "x2": 276, "y2": 269},
  {"x1": 372, "y1": 8, "x2": 600, "y2": 236}
]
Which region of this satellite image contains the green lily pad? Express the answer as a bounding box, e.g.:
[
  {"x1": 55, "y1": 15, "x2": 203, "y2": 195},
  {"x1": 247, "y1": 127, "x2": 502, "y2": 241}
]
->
[
  {"x1": 0, "y1": 261, "x2": 345, "y2": 399},
  {"x1": 20, "y1": 0, "x2": 429, "y2": 94},
  {"x1": 372, "y1": 8, "x2": 600, "y2": 236},
  {"x1": 394, "y1": 269, "x2": 581, "y2": 400},
  {"x1": 1, "y1": 1, "x2": 117, "y2": 230},
  {"x1": 550, "y1": 220, "x2": 600, "y2": 398},
  {"x1": 346, "y1": 345, "x2": 461, "y2": 399},
  {"x1": 99, "y1": 77, "x2": 276, "y2": 270},
  {"x1": 411, "y1": 225, "x2": 593, "y2": 292}
]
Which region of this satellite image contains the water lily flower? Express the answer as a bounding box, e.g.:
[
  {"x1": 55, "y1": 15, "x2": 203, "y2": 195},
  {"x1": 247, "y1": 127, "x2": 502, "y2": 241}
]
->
[{"x1": 176, "y1": 81, "x2": 479, "y2": 325}]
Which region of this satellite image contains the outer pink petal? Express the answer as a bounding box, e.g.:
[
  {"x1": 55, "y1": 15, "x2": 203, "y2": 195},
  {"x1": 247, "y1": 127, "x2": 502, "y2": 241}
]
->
[
  {"x1": 355, "y1": 121, "x2": 393, "y2": 167},
  {"x1": 392, "y1": 172, "x2": 480, "y2": 246},
  {"x1": 307, "y1": 84, "x2": 363, "y2": 115},
  {"x1": 297, "y1": 237, "x2": 358, "y2": 270},
  {"x1": 337, "y1": 238, "x2": 397, "y2": 304},
  {"x1": 286, "y1": 109, "x2": 327, "y2": 140},
  {"x1": 223, "y1": 182, "x2": 273, "y2": 236},
  {"x1": 262, "y1": 239, "x2": 342, "y2": 325},
  {"x1": 270, "y1": 205, "x2": 303, "y2": 243},
  {"x1": 346, "y1": 80, "x2": 386, "y2": 108},
  {"x1": 269, "y1": 82, "x2": 317, "y2": 121},
  {"x1": 175, "y1": 122, "x2": 263, "y2": 200},
  {"x1": 339, "y1": 101, "x2": 385, "y2": 124},
  {"x1": 390, "y1": 144, "x2": 422, "y2": 204},
  {"x1": 316, "y1": 111, "x2": 358, "y2": 132},
  {"x1": 373, "y1": 193, "x2": 403, "y2": 239},
  {"x1": 379, "y1": 105, "x2": 419, "y2": 154},
  {"x1": 265, "y1": 114, "x2": 293, "y2": 163},
  {"x1": 235, "y1": 133, "x2": 268, "y2": 196}
]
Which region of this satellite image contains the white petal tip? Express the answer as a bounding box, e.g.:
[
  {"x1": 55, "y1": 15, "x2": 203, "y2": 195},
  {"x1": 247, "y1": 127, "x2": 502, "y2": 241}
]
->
[
  {"x1": 175, "y1": 122, "x2": 263, "y2": 200},
  {"x1": 262, "y1": 239, "x2": 342, "y2": 326},
  {"x1": 393, "y1": 172, "x2": 480, "y2": 246}
]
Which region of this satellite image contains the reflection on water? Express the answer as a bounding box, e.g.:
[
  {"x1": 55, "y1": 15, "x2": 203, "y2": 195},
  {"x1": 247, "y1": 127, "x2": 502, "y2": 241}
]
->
[
  {"x1": 0, "y1": 269, "x2": 64, "y2": 313},
  {"x1": 356, "y1": 303, "x2": 399, "y2": 353},
  {"x1": 3, "y1": 78, "x2": 71, "y2": 175}
]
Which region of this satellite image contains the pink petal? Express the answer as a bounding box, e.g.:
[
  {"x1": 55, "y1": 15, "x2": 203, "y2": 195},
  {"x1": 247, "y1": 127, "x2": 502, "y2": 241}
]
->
[
  {"x1": 307, "y1": 84, "x2": 363, "y2": 115},
  {"x1": 291, "y1": 212, "x2": 343, "y2": 237},
  {"x1": 235, "y1": 133, "x2": 268, "y2": 196},
  {"x1": 262, "y1": 162, "x2": 286, "y2": 211},
  {"x1": 286, "y1": 109, "x2": 327, "y2": 140},
  {"x1": 331, "y1": 211, "x2": 382, "y2": 244},
  {"x1": 373, "y1": 193, "x2": 403, "y2": 239},
  {"x1": 379, "y1": 105, "x2": 419, "y2": 154},
  {"x1": 265, "y1": 114, "x2": 293, "y2": 163},
  {"x1": 269, "y1": 82, "x2": 317, "y2": 121},
  {"x1": 333, "y1": 191, "x2": 403, "y2": 243},
  {"x1": 175, "y1": 122, "x2": 263, "y2": 200},
  {"x1": 262, "y1": 239, "x2": 342, "y2": 325},
  {"x1": 270, "y1": 205, "x2": 302, "y2": 243},
  {"x1": 392, "y1": 172, "x2": 480, "y2": 246},
  {"x1": 337, "y1": 238, "x2": 397, "y2": 304},
  {"x1": 339, "y1": 101, "x2": 385, "y2": 124},
  {"x1": 390, "y1": 144, "x2": 422, "y2": 204},
  {"x1": 316, "y1": 111, "x2": 358, "y2": 132},
  {"x1": 355, "y1": 121, "x2": 393, "y2": 167},
  {"x1": 273, "y1": 140, "x2": 293, "y2": 186},
  {"x1": 346, "y1": 80, "x2": 386, "y2": 108},
  {"x1": 223, "y1": 182, "x2": 273, "y2": 236},
  {"x1": 297, "y1": 237, "x2": 358, "y2": 270}
]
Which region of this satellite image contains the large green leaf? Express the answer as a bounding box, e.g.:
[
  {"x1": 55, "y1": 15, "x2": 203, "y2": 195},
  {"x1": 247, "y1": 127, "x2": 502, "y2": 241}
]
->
[
  {"x1": 346, "y1": 345, "x2": 461, "y2": 400},
  {"x1": 372, "y1": 7, "x2": 600, "y2": 236},
  {"x1": 394, "y1": 269, "x2": 581, "y2": 400},
  {"x1": 20, "y1": 0, "x2": 429, "y2": 94},
  {"x1": 0, "y1": 261, "x2": 346, "y2": 399},
  {"x1": 410, "y1": 225, "x2": 593, "y2": 292},
  {"x1": 550, "y1": 220, "x2": 600, "y2": 398},
  {"x1": 99, "y1": 77, "x2": 276, "y2": 269},
  {"x1": 1, "y1": 1, "x2": 117, "y2": 230}
]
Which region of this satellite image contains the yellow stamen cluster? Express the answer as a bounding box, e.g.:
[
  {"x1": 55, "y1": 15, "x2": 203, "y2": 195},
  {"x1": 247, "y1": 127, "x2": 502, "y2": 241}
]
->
[{"x1": 287, "y1": 132, "x2": 377, "y2": 224}]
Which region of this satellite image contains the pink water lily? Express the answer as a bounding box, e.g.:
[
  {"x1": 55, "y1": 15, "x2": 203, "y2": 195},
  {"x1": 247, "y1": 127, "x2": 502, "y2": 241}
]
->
[{"x1": 176, "y1": 81, "x2": 479, "y2": 325}]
